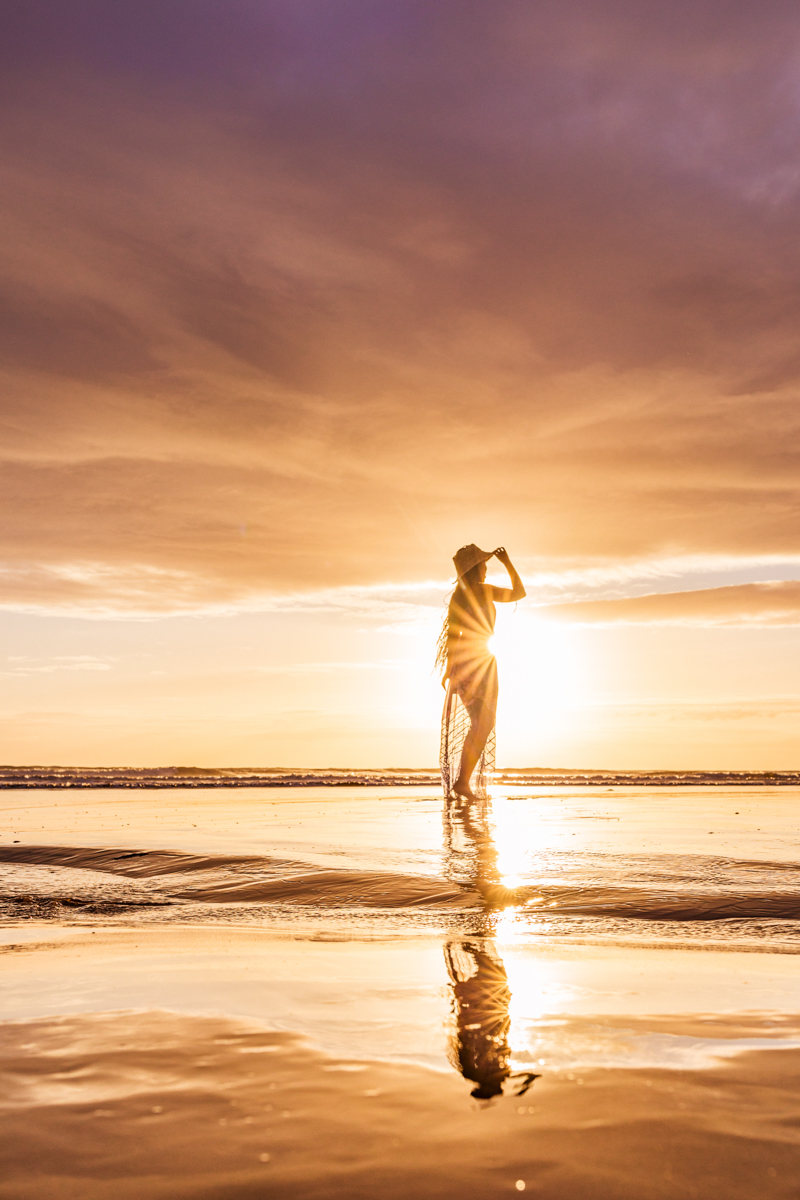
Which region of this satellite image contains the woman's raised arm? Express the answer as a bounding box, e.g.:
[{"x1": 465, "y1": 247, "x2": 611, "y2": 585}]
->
[{"x1": 487, "y1": 547, "x2": 526, "y2": 603}]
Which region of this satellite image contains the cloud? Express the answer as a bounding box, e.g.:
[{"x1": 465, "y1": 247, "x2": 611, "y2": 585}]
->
[
  {"x1": 4, "y1": 655, "x2": 113, "y2": 675},
  {"x1": 539, "y1": 580, "x2": 800, "y2": 626},
  {"x1": 252, "y1": 660, "x2": 403, "y2": 675},
  {"x1": 3, "y1": 2, "x2": 800, "y2": 611}
]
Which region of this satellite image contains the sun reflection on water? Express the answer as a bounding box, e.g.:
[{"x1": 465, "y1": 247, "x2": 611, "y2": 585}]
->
[{"x1": 488, "y1": 794, "x2": 546, "y2": 888}]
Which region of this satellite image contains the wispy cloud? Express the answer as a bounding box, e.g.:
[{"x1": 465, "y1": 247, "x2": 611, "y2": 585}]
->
[
  {"x1": 539, "y1": 581, "x2": 800, "y2": 626},
  {"x1": 4, "y1": 655, "x2": 113, "y2": 676},
  {"x1": 251, "y1": 660, "x2": 404, "y2": 676}
]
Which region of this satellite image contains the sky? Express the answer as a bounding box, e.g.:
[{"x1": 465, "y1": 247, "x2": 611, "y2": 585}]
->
[{"x1": 3, "y1": 0, "x2": 800, "y2": 768}]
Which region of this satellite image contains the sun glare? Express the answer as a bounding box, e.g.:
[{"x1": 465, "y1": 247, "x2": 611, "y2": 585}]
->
[
  {"x1": 491, "y1": 611, "x2": 585, "y2": 742},
  {"x1": 489, "y1": 793, "x2": 547, "y2": 886},
  {"x1": 388, "y1": 604, "x2": 588, "y2": 763}
]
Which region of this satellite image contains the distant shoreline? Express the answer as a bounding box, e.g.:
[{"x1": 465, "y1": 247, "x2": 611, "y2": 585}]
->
[{"x1": 2, "y1": 767, "x2": 799, "y2": 788}]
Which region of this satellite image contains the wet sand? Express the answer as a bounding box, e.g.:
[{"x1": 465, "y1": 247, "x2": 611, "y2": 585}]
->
[
  {"x1": 1, "y1": 785, "x2": 799, "y2": 1196},
  {"x1": 2, "y1": 1008, "x2": 799, "y2": 1200}
]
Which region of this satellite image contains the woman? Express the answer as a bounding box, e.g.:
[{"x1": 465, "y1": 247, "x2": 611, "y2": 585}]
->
[{"x1": 437, "y1": 544, "x2": 525, "y2": 800}]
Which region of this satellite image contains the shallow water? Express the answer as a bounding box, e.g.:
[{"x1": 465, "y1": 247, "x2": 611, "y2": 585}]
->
[
  {"x1": 2, "y1": 784, "x2": 800, "y2": 1067},
  {"x1": 2, "y1": 786, "x2": 800, "y2": 1196},
  {"x1": 1, "y1": 785, "x2": 799, "y2": 949}
]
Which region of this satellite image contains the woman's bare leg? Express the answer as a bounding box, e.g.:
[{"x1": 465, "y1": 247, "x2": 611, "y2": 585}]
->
[{"x1": 454, "y1": 705, "x2": 492, "y2": 798}]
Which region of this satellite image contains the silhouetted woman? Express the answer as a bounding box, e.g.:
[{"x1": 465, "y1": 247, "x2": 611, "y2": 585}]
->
[{"x1": 437, "y1": 545, "x2": 525, "y2": 800}]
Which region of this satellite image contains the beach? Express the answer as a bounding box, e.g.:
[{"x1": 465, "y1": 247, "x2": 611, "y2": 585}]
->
[{"x1": 1, "y1": 783, "x2": 799, "y2": 1197}]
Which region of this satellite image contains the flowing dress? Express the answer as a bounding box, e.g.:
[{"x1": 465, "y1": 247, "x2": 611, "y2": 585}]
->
[{"x1": 439, "y1": 583, "x2": 498, "y2": 798}]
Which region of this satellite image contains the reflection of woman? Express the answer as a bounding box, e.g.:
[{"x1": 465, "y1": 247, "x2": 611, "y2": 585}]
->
[
  {"x1": 444, "y1": 939, "x2": 514, "y2": 1099},
  {"x1": 437, "y1": 545, "x2": 525, "y2": 800},
  {"x1": 442, "y1": 790, "x2": 501, "y2": 891},
  {"x1": 442, "y1": 799, "x2": 539, "y2": 1101}
]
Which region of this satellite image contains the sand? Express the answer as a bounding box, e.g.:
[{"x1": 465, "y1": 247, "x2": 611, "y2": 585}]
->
[{"x1": 1, "y1": 1008, "x2": 798, "y2": 1200}]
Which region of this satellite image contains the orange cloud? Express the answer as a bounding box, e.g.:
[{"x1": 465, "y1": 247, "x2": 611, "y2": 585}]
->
[
  {"x1": 539, "y1": 581, "x2": 800, "y2": 626},
  {"x1": 3, "y1": 3, "x2": 800, "y2": 612}
]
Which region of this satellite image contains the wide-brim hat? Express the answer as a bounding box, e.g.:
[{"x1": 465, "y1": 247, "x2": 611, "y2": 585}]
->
[{"x1": 453, "y1": 543, "x2": 493, "y2": 578}]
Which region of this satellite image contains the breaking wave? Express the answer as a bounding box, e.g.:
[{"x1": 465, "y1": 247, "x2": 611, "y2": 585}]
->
[{"x1": 2, "y1": 843, "x2": 800, "y2": 922}]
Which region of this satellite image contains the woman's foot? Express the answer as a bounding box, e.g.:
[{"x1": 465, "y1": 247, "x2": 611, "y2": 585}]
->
[{"x1": 451, "y1": 780, "x2": 478, "y2": 802}]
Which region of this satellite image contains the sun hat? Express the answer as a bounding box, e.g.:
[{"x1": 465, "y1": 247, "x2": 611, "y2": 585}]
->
[{"x1": 453, "y1": 544, "x2": 494, "y2": 578}]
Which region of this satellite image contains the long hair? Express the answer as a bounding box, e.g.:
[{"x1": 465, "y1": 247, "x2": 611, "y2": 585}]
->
[{"x1": 434, "y1": 562, "x2": 487, "y2": 677}]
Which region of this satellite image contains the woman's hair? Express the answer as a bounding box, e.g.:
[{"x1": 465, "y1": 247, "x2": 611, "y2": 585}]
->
[
  {"x1": 434, "y1": 589, "x2": 456, "y2": 676},
  {"x1": 434, "y1": 564, "x2": 486, "y2": 675}
]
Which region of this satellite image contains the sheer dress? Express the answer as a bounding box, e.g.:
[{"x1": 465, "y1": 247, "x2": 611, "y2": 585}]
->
[{"x1": 440, "y1": 583, "x2": 498, "y2": 798}]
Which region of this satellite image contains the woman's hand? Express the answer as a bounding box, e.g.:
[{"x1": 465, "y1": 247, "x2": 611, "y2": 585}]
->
[{"x1": 487, "y1": 547, "x2": 526, "y2": 602}]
